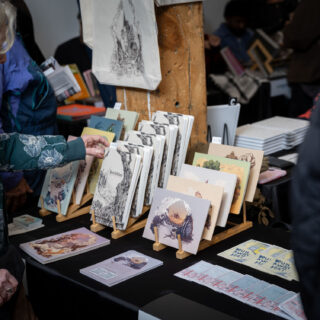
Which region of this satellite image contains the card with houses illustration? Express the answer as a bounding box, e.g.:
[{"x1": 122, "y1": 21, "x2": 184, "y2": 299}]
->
[
  {"x1": 89, "y1": 115, "x2": 123, "y2": 141},
  {"x1": 138, "y1": 120, "x2": 178, "y2": 188},
  {"x1": 208, "y1": 143, "x2": 264, "y2": 202},
  {"x1": 193, "y1": 153, "x2": 250, "y2": 214},
  {"x1": 82, "y1": 127, "x2": 115, "y2": 194},
  {"x1": 166, "y1": 175, "x2": 224, "y2": 241},
  {"x1": 80, "y1": 250, "x2": 163, "y2": 287},
  {"x1": 125, "y1": 130, "x2": 165, "y2": 205},
  {"x1": 105, "y1": 108, "x2": 139, "y2": 135},
  {"x1": 152, "y1": 111, "x2": 193, "y2": 175},
  {"x1": 179, "y1": 164, "x2": 237, "y2": 227},
  {"x1": 117, "y1": 141, "x2": 153, "y2": 218},
  {"x1": 38, "y1": 136, "x2": 80, "y2": 215},
  {"x1": 143, "y1": 188, "x2": 211, "y2": 255},
  {"x1": 91, "y1": 145, "x2": 142, "y2": 230}
]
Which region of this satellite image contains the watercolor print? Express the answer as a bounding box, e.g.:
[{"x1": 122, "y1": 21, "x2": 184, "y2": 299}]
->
[
  {"x1": 193, "y1": 153, "x2": 250, "y2": 214},
  {"x1": 208, "y1": 144, "x2": 264, "y2": 202},
  {"x1": 143, "y1": 188, "x2": 211, "y2": 255}
]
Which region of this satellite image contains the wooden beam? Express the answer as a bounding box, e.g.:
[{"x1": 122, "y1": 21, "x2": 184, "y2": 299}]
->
[{"x1": 116, "y1": 2, "x2": 207, "y2": 150}]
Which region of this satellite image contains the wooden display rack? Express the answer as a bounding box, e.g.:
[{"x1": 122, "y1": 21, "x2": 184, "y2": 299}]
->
[
  {"x1": 90, "y1": 206, "x2": 150, "y2": 239},
  {"x1": 152, "y1": 202, "x2": 252, "y2": 260},
  {"x1": 39, "y1": 183, "x2": 93, "y2": 222}
]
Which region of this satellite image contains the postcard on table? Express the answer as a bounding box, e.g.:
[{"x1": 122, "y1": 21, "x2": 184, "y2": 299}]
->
[
  {"x1": 218, "y1": 239, "x2": 272, "y2": 264},
  {"x1": 80, "y1": 250, "x2": 163, "y2": 287},
  {"x1": 19, "y1": 227, "x2": 110, "y2": 264},
  {"x1": 208, "y1": 143, "x2": 264, "y2": 202},
  {"x1": 279, "y1": 294, "x2": 307, "y2": 320},
  {"x1": 143, "y1": 188, "x2": 211, "y2": 255},
  {"x1": 179, "y1": 164, "x2": 237, "y2": 227},
  {"x1": 166, "y1": 175, "x2": 224, "y2": 241},
  {"x1": 13, "y1": 214, "x2": 42, "y2": 229},
  {"x1": 193, "y1": 153, "x2": 250, "y2": 214}
]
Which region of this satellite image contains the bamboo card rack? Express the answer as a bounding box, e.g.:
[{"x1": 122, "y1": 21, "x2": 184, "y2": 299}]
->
[
  {"x1": 39, "y1": 182, "x2": 93, "y2": 222},
  {"x1": 152, "y1": 202, "x2": 252, "y2": 260},
  {"x1": 90, "y1": 206, "x2": 150, "y2": 239}
]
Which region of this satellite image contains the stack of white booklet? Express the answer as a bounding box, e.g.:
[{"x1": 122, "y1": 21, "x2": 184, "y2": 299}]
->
[
  {"x1": 235, "y1": 117, "x2": 309, "y2": 155},
  {"x1": 80, "y1": 250, "x2": 163, "y2": 287},
  {"x1": 218, "y1": 239, "x2": 299, "y2": 281},
  {"x1": 125, "y1": 130, "x2": 165, "y2": 206},
  {"x1": 152, "y1": 111, "x2": 194, "y2": 175},
  {"x1": 117, "y1": 141, "x2": 153, "y2": 218},
  {"x1": 138, "y1": 120, "x2": 178, "y2": 188},
  {"x1": 91, "y1": 144, "x2": 142, "y2": 230},
  {"x1": 175, "y1": 261, "x2": 305, "y2": 320}
]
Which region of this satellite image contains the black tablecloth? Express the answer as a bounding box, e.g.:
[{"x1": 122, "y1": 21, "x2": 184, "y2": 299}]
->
[{"x1": 10, "y1": 211, "x2": 300, "y2": 320}]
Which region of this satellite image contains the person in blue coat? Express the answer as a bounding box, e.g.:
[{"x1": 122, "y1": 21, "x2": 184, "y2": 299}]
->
[
  {"x1": 213, "y1": 0, "x2": 253, "y2": 65},
  {"x1": 0, "y1": 31, "x2": 59, "y2": 212}
]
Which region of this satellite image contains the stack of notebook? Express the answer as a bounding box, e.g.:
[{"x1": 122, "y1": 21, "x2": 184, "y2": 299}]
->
[{"x1": 235, "y1": 116, "x2": 309, "y2": 154}]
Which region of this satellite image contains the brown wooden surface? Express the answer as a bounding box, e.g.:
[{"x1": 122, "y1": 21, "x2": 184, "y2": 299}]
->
[{"x1": 116, "y1": 3, "x2": 207, "y2": 150}]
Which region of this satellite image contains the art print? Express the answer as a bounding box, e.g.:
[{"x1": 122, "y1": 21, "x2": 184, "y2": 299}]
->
[
  {"x1": 208, "y1": 144, "x2": 264, "y2": 202},
  {"x1": 167, "y1": 175, "x2": 224, "y2": 241},
  {"x1": 82, "y1": 127, "x2": 115, "y2": 194},
  {"x1": 89, "y1": 115, "x2": 123, "y2": 141},
  {"x1": 80, "y1": 250, "x2": 163, "y2": 287},
  {"x1": 105, "y1": 108, "x2": 139, "y2": 135},
  {"x1": 125, "y1": 131, "x2": 165, "y2": 205},
  {"x1": 143, "y1": 188, "x2": 211, "y2": 254},
  {"x1": 92, "y1": 0, "x2": 161, "y2": 90},
  {"x1": 19, "y1": 228, "x2": 110, "y2": 264},
  {"x1": 193, "y1": 153, "x2": 250, "y2": 214},
  {"x1": 139, "y1": 121, "x2": 177, "y2": 188},
  {"x1": 152, "y1": 111, "x2": 188, "y2": 175},
  {"x1": 179, "y1": 164, "x2": 237, "y2": 227},
  {"x1": 91, "y1": 147, "x2": 141, "y2": 230},
  {"x1": 39, "y1": 160, "x2": 79, "y2": 215}
]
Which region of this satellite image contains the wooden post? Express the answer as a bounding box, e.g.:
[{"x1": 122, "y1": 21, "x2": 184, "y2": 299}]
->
[
  {"x1": 153, "y1": 226, "x2": 166, "y2": 251},
  {"x1": 39, "y1": 196, "x2": 51, "y2": 217},
  {"x1": 116, "y1": 3, "x2": 207, "y2": 153},
  {"x1": 176, "y1": 233, "x2": 189, "y2": 259},
  {"x1": 90, "y1": 209, "x2": 106, "y2": 232}
]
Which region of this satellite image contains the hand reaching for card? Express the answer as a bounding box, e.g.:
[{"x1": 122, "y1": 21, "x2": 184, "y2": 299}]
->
[{"x1": 81, "y1": 135, "x2": 109, "y2": 159}]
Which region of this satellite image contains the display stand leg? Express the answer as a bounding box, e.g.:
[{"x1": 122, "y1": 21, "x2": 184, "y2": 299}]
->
[
  {"x1": 175, "y1": 202, "x2": 253, "y2": 260},
  {"x1": 176, "y1": 234, "x2": 189, "y2": 259},
  {"x1": 153, "y1": 226, "x2": 166, "y2": 251},
  {"x1": 90, "y1": 209, "x2": 106, "y2": 232},
  {"x1": 39, "y1": 196, "x2": 52, "y2": 217},
  {"x1": 56, "y1": 188, "x2": 93, "y2": 222}
]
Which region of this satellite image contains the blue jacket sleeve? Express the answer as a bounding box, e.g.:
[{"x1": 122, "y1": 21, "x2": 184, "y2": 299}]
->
[{"x1": 0, "y1": 133, "x2": 85, "y2": 171}]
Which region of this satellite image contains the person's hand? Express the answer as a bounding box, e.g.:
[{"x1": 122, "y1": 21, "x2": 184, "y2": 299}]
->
[
  {"x1": 0, "y1": 269, "x2": 18, "y2": 306},
  {"x1": 81, "y1": 135, "x2": 109, "y2": 159},
  {"x1": 5, "y1": 178, "x2": 33, "y2": 213},
  {"x1": 208, "y1": 34, "x2": 221, "y2": 48}
]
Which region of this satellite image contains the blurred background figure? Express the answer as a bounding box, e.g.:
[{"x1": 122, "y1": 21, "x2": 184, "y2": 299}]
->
[
  {"x1": 283, "y1": 0, "x2": 320, "y2": 117},
  {"x1": 213, "y1": 0, "x2": 253, "y2": 65}
]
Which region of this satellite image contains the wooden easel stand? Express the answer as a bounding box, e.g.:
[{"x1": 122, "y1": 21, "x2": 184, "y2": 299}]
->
[
  {"x1": 151, "y1": 202, "x2": 252, "y2": 260},
  {"x1": 90, "y1": 206, "x2": 149, "y2": 239}
]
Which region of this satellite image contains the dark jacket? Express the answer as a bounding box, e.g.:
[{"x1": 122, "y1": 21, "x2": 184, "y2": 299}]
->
[
  {"x1": 291, "y1": 103, "x2": 320, "y2": 319},
  {"x1": 283, "y1": 0, "x2": 320, "y2": 84}
]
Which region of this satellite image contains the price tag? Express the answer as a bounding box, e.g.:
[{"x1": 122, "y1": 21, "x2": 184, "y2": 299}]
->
[
  {"x1": 211, "y1": 136, "x2": 222, "y2": 144},
  {"x1": 114, "y1": 102, "x2": 122, "y2": 110}
]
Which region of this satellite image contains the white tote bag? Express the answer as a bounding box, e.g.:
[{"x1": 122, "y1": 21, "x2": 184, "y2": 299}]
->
[
  {"x1": 92, "y1": 0, "x2": 162, "y2": 91},
  {"x1": 79, "y1": 0, "x2": 93, "y2": 49}
]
